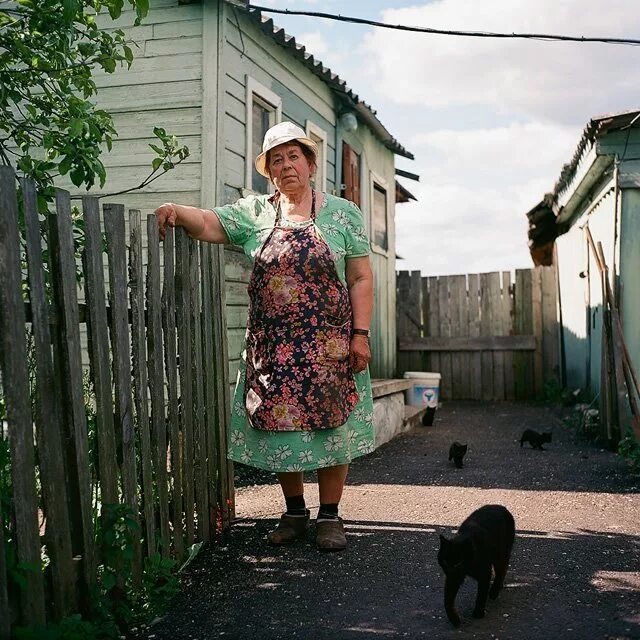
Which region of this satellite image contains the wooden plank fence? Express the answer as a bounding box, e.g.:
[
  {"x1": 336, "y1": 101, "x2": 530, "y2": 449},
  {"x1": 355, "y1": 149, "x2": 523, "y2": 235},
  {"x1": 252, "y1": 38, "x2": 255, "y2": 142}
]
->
[
  {"x1": 0, "y1": 167, "x2": 233, "y2": 633},
  {"x1": 397, "y1": 267, "x2": 560, "y2": 401}
]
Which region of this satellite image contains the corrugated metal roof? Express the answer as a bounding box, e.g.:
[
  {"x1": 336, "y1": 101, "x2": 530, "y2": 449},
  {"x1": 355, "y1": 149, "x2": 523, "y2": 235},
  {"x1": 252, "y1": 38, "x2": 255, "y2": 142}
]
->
[
  {"x1": 552, "y1": 108, "x2": 640, "y2": 200},
  {"x1": 526, "y1": 108, "x2": 640, "y2": 265},
  {"x1": 238, "y1": 5, "x2": 414, "y2": 160}
]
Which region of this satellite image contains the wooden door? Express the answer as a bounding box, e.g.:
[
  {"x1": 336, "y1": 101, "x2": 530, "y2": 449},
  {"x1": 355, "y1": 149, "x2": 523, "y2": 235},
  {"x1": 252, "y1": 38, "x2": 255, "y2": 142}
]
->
[{"x1": 341, "y1": 142, "x2": 361, "y2": 206}]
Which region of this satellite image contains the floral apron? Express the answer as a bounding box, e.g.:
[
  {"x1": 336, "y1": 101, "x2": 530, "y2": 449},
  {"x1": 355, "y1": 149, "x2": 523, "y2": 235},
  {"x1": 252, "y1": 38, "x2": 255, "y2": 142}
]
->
[{"x1": 244, "y1": 191, "x2": 360, "y2": 432}]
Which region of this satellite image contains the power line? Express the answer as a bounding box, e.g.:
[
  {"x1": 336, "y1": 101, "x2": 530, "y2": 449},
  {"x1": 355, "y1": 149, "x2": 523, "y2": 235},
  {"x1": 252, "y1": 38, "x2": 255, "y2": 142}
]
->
[{"x1": 248, "y1": 5, "x2": 640, "y2": 47}]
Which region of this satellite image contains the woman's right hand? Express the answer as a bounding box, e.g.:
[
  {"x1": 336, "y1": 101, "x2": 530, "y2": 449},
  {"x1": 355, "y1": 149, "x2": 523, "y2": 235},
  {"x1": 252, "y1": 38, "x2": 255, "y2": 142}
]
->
[{"x1": 155, "y1": 202, "x2": 179, "y2": 240}]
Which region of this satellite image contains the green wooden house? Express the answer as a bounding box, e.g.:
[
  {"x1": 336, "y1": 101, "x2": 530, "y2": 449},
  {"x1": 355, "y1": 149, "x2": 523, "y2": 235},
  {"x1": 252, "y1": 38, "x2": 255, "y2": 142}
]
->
[
  {"x1": 90, "y1": 0, "x2": 415, "y2": 394},
  {"x1": 526, "y1": 109, "x2": 640, "y2": 398}
]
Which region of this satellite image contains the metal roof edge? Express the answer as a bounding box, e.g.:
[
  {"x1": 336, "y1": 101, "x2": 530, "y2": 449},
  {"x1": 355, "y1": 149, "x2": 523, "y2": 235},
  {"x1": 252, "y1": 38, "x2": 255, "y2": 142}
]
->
[
  {"x1": 235, "y1": 4, "x2": 414, "y2": 160},
  {"x1": 552, "y1": 108, "x2": 640, "y2": 201}
]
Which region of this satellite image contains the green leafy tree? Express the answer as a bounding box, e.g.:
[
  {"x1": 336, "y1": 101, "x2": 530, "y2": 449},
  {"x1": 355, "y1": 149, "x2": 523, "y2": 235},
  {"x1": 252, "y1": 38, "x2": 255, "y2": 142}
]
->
[{"x1": 0, "y1": 0, "x2": 188, "y2": 206}]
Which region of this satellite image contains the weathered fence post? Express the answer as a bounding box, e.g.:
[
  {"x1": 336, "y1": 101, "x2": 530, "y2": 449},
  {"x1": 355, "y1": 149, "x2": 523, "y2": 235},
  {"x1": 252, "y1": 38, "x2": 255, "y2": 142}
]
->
[
  {"x1": 23, "y1": 179, "x2": 75, "y2": 618},
  {"x1": 50, "y1": 188, "x2": 96, "y2": 600},
  {"x1": 0, "y1": 167, "x2": 46, "y2": 626},
  {"x1": 130, "y1": 210, "x2": 156, "y2": 559},
  {"x1": 147, "y1": 215, "x2": 170, "y2": 557},
  {"x1": 104, "y1": 203, "x2": 141, "y2": 584}
]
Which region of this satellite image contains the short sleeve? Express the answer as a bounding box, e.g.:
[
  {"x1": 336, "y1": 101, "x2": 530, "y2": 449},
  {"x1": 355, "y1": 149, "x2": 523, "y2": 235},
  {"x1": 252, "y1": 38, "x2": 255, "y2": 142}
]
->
[
  {"x1": 212, "y1": 196, "x2": 260, "y2": 247},
  {"x1": 343, "y1": 201, "x2": 370, "y2": 258}
]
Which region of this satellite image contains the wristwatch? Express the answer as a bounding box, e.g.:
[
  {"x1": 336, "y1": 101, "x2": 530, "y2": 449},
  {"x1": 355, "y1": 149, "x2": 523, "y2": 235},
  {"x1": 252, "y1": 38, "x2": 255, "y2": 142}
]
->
[{"x1": 352, "y1": 328, "x2": 370, "y2": 338}]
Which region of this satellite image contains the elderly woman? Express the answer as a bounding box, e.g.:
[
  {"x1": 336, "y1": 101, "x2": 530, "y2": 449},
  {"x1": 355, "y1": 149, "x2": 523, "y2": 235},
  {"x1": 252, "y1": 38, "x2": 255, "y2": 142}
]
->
[{"x1": 155, "y1": 121, "x2": 374, "y2": 552}]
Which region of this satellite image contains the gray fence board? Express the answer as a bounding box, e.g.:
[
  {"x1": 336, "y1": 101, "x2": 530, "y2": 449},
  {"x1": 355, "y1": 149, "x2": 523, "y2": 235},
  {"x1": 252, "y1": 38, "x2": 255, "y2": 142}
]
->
[
  {"x1": 192, "y1": 241, "x2": 209, "y2": 541},
  {"x1": 211, "y1": 244, "x2": 234, "y2": 527},
  {"x1": 438, "y1": 277, "x2": 453, "y2": 400},
  {"x1": 83, "y1": 198, "x2": 119, "y2": 505},
  {"x1": 162, "y1": 228, "x2": 184, "y2": 559},
  {"x1": 51, "y1": 189, "x2": 96, "y2": 595},
  {"x1": 104, "y1": 203, "x2": 141, "y2": 583},
  {"x1": 502, "y1": 271, "x2": 515, "y2": 400},
  {"x1": 176, "y1": 229, "x2": 195, "y2": 547},
  {"x1": 0, "y1": 498, "x2": 9, "y2": 639},
  {"x1": 467, "y1": 274, "x2": 482, "y2": 399},
  {"x1": 23, "y1": 180, "x2": 75, "y2": 618},
  {"x1": 425, "y1": 276, "x2": 440, "y2": 377},
  {"x1": 0, "y1": 168, "x2": 46, "y2": 625},
  {"x1": 130, "y1": 210, "x2": 155, "y2": 559},
  {"x1": 201, "y1": 242, "x2": 219, "y2": 534},
  {"x1": 399, "y1": 336, "x2": 537, "y2": 351},
  {"x1": 147, "y1": 215, "x2": 170, "y2": 556},
  {"x1": 514, "y1": 269, "x2": 534, "y2": 401},
  {"x1": 488, "y1": 272, "x2": 504, "y2": 400}
]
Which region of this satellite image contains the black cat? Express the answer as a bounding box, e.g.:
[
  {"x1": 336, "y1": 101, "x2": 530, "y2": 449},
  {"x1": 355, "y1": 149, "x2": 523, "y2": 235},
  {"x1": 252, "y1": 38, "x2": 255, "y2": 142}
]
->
[
  {"x1": 438, "y1": 504, "x2": 515, "y2": 627},
  {"x1": 449, "y1": 442, "x2": 468, "y2": 468},
  {"x1": 520, "y1": 429, "x2": 552, "y2": 450}
]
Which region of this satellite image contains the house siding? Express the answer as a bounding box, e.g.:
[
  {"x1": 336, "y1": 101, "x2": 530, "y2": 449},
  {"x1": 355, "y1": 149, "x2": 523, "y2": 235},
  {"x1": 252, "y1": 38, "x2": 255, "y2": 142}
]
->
[
  {"x1": 619, "y1": 188, "x2": 640, "y2": 384},
  {"x1": 90, "y1": 0, "x2": 206, "y2": 217},
  {"x1": 556, "y1": 182, "x2": 616, "y2": 395}
]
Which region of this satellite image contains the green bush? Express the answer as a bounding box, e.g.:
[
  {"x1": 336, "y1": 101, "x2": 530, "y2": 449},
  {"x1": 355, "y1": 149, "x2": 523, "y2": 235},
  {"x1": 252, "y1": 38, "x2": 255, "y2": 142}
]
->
[{"x1": 618, "y1": 433, "x2": 640, "y2": 470}]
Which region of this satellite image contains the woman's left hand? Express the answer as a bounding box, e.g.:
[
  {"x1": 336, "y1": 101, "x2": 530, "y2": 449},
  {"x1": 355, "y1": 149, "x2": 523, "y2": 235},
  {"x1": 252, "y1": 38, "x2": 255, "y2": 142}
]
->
[{"x1": 349, "y1": 335, "x2": 371, "y2": 373}]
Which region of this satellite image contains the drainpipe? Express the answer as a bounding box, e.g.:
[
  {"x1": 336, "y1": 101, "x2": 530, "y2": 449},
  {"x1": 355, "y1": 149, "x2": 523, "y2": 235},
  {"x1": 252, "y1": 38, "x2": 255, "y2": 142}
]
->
[{"x1": 612, "y1": 155, "x2": 621, "y2": 307}]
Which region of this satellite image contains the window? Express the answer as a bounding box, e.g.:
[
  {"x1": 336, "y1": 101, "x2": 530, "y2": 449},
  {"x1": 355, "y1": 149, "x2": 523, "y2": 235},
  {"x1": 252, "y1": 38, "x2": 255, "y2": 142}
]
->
[
  {"x1": 341, "y1": 142, "x2": 361, "y2": 206},
  {"x1": 372, "y1": 181, "x2": 388, "y2": 251},
  {"x1": 305, "y1": 120, "x2": 328, "y2": 192},
  {"x1": 245, "y1": 76, "x2": 282, "y2": 194}
]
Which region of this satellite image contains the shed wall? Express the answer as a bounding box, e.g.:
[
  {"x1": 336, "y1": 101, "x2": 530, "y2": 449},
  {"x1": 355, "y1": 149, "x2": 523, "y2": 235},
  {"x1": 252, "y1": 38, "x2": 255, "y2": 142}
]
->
[
  {"x1": 556, "y1": 183, "x2": 616, "y2": 396},
  {"x1": 619, "y1": 188, "x2": 640, "y2": 386}
]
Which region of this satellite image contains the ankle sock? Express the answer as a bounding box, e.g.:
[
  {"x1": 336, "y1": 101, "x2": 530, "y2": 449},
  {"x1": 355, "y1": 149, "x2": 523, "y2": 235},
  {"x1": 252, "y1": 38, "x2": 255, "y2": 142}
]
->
[
  {"x1": 317, "y1": 503, "x2": 339, "y2": 521},
  {"x1": 285, "y1": 494, "x2": 307, "y2": 517}
]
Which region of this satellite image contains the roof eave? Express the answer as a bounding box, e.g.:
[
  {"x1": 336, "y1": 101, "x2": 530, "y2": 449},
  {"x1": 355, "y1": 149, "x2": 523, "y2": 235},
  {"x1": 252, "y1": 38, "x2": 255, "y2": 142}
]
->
[{"x1": 241, "y1": 5, "x2": 413, "y2": 160}]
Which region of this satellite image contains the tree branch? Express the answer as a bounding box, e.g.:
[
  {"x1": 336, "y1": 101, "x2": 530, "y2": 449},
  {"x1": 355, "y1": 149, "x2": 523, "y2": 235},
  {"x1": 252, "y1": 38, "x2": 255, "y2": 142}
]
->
[{"x1": 70, "y1": 157, "x2": 188, "y2": 200}]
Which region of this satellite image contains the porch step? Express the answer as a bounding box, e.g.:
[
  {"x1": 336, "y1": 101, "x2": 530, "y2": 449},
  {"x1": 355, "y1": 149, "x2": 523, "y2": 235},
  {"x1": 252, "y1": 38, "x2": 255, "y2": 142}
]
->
[
  {"x1": 371, "y1": 378, "x2": 413, "y2": 399},
  {"x1": 403, "y1": 404, "x2": 428, "y2": 429}
]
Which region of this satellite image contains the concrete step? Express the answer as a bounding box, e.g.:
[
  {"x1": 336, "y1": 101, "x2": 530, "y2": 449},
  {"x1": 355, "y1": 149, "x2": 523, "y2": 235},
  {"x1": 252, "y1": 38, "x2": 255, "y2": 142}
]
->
[
  {"x1": 403, "y1": 404, "x2": 428, "y2": 429},
  {"x1": 371, "y1": 378, "x2": 413, "y2": 399}
]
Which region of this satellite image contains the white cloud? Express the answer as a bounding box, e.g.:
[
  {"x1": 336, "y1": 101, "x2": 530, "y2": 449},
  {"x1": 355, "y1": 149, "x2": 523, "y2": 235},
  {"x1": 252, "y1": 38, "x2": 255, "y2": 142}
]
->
[
  {"x1": 295, "y1": 30, "x2": 329, "y2": 57},
  {"x1": 394, "y1": 121, "x2": 581, "y2": 275},
  {"x1": 292, "y1": 29, "x2": 350, "y2": 79},
  {"x1": 364, "y1": 0, "x2": 640, "y2": 124},
  {"x1": 411, "y1": 121, "x2": 579, "y2": 187}
]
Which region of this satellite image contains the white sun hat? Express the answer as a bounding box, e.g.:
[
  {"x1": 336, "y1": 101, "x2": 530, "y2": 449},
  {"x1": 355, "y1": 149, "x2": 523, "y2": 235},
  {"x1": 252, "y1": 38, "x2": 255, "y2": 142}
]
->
[{"x1": 254, "y1": 121, "x2": 318, "y2": 178}]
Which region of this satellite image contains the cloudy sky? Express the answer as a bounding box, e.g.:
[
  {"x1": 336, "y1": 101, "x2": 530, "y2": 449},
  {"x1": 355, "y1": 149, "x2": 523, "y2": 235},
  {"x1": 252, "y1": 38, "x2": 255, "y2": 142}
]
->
[{"x1": 258, "y1": 0, "x2": 640, "y2": 275}]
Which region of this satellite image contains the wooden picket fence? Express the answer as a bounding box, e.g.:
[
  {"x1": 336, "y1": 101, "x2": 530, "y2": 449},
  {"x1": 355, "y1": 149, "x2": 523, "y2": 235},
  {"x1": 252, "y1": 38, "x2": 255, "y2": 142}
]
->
[
  {"x1": 0, "y1": 167, "x2": 233, "y2": 633},
  {"x1": 397, "y1": 267, "x2": 560, "y2": 401}
]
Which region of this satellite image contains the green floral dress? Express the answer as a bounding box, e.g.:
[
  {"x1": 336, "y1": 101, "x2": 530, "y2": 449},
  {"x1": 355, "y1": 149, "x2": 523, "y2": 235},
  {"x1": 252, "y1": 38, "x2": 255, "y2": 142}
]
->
[{"x1": 213, "y1": 193, "x2": 375, "y2": 472}]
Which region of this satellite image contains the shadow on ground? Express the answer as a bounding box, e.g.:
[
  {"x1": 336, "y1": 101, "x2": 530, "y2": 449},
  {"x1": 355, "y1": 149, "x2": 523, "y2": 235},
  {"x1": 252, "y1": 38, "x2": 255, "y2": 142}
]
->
[
  {"x1": 138, "y1": 402, "x2": 640, "y2": 640},
  {"x1": 141, "y1": 518, "x2": 639, "y2": 640}
]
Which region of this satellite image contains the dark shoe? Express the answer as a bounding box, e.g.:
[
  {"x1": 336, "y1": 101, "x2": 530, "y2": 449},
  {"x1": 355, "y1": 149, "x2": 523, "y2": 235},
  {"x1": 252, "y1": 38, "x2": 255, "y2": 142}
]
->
[
  {"x1": 267, "y1": 510, "x2": 310, "y2": 545},
  {"x1": 316, "y1": 517, "x2": 347, "y2": 552}
]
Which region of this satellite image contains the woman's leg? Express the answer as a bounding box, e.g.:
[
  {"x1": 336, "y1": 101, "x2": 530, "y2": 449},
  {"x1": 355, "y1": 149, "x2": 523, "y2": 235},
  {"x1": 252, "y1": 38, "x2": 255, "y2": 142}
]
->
[
  {"x1": 317, "y1": 464, "x2": 349, "y2": 503},
  {"x1": 267, "y1": 471, "x2": 307, "y2": 545},
  {"x1": 315, "y1": 464, "x2": 349, "y2": 552},
  {"x1": 276, "y1": 471, "x2": 304, "y2": 497}
]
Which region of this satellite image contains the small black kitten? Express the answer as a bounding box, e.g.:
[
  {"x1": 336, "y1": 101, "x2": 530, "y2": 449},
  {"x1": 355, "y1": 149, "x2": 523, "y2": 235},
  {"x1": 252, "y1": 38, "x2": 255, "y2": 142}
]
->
[
  {"x1": 520, "y1": 429, "x2": 552, "y2": 450},
  {"x1": 449, "y1": 442, "x2": 468, "y2": 468},
  {"x1": 438, "y1": 504, "x2": 515, "y2": 627}
]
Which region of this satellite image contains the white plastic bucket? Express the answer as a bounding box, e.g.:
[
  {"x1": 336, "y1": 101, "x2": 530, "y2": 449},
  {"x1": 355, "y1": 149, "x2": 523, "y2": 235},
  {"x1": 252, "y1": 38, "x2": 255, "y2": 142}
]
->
[{"x1": 403, "y1": 371, "x2": 441, "y2": 408}]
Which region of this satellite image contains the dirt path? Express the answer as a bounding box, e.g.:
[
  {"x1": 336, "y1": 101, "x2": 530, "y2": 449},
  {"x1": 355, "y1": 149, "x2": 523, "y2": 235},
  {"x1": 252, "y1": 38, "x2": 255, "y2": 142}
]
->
[{"x1": 141, "y1": 402, "x2": 640, "y2": 640}]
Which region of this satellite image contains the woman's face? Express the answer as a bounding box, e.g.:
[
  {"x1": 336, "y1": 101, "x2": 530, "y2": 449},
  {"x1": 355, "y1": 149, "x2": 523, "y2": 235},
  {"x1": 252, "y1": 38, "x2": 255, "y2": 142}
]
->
[{"x1": 268, "y1": 142, "x2": 315, "y2": 194}]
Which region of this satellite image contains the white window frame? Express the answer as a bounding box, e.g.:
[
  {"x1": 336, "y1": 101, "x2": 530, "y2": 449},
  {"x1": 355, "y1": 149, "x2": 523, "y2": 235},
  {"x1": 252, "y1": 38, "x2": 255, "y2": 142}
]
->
[
  {"x1": 369, "y1": 170, "x2": 390, "y2": 256},
  {"x1": 245, "y1": 75, "x2": 282, "y2": 192},
  {"x1": 305, "y1": 120, "x2": 328, "y2": 192}
]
